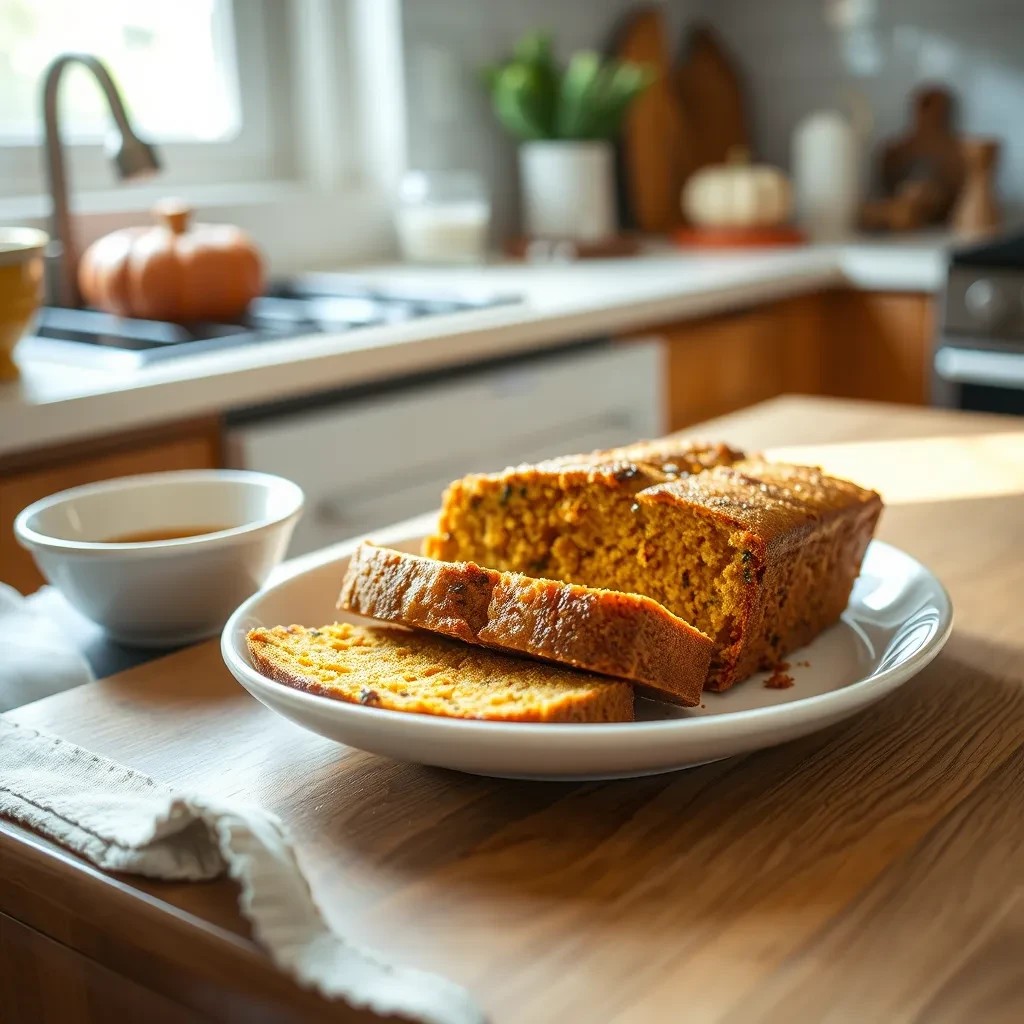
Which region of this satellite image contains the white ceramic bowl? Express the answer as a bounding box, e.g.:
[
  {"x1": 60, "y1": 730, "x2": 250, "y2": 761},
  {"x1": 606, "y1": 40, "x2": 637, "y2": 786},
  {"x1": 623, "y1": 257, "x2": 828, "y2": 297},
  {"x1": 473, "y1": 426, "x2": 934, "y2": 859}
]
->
[{"x1": 15, "y1": 469, "x2": 304, "y2": 648}]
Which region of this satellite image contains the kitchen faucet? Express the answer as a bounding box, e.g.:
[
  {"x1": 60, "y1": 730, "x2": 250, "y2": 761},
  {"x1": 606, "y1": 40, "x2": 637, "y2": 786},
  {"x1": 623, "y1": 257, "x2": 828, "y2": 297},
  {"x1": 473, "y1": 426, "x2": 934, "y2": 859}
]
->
[{"x1": 42, "y1": 53, "x2": 161, "y2": 307}]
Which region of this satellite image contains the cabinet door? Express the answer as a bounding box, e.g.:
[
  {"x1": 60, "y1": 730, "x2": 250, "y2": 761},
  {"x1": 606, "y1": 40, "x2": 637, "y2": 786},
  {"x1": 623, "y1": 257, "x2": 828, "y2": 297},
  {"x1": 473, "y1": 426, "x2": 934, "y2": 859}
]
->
[
  {"x1": 0, "y1": 912, "x2": 194, "y2": 1024},
  {"x1": 0, "y1": 421, "x2": 221, "y2": 595},
  {"x1": 822, "y1": 291, "x2": 932, "y2": 405},
  {"x1": 640, "y1": 290, "x2": 930, "y2": 430},
  {"x1": 657, "y1": 295, "x2": 824, "y2": 430}
]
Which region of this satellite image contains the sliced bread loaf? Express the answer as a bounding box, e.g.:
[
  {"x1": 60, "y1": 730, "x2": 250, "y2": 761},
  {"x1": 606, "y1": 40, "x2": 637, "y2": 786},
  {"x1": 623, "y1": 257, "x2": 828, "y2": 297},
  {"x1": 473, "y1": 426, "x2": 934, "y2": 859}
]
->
[
  {"x1": 425, "y1": 440, "x2": 881, "y2": 691},
  {"x1": 246, "y1": 622, "x2": 633, "y2": 723},
  {"x1": 338, "y1": 543, "x2": 713, "y2": 705}
]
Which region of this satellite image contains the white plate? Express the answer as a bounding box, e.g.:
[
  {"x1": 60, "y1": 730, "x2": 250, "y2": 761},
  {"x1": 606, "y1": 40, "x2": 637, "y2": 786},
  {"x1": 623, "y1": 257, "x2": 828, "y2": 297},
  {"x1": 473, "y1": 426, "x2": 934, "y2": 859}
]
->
[{"x1": 222, "y1": 530, "x2": 953, "y2": 780}]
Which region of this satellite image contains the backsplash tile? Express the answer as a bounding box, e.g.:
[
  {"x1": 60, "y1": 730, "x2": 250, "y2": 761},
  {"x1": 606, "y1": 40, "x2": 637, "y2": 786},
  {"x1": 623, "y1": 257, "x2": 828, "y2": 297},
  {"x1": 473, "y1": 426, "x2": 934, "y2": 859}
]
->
[
  {"x1": 400, "y1": 0, "x2": 701, "y2": 243},
  {"x1": 400, "y1": 0, "x2": 1024, "y2": 240},
  {"x1": 707, "y1": 0, "x2": 1024, "y2": 209}
]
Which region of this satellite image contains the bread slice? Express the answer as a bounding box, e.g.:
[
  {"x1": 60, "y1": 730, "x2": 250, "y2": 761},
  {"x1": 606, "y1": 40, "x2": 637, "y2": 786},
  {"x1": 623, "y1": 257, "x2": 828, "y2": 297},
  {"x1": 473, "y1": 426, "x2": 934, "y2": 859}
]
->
[
  {"x1": 638, "y1": 462, "x2": 882, "y2": 688},
  {"x1": 338, "y1": 543, "x2": 713, "y2": 706},
  {"x1": 246, "y1": 622, "x2": 633, "y2": 723}
]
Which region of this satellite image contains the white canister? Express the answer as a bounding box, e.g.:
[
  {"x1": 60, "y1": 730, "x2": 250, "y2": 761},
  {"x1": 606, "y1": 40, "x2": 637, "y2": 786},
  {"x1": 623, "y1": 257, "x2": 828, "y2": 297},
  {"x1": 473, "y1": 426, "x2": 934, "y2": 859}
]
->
[
  {"x1": 792, "y1": 110, "x2": 861, "y2": 242},
  {"x1": 518, "y1": 140, "x2": 616, "y2": 241}
]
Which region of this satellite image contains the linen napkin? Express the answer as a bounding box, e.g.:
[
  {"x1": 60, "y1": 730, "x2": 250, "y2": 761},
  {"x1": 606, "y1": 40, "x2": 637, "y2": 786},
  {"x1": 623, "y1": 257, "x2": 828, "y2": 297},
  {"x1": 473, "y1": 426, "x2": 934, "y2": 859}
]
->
[
  {"x1": 0, "y1": 718, "x2": 485, "y2": 1024},
  {"x1": 0, "y1": 584, "x2": 94, "y2": 712}
]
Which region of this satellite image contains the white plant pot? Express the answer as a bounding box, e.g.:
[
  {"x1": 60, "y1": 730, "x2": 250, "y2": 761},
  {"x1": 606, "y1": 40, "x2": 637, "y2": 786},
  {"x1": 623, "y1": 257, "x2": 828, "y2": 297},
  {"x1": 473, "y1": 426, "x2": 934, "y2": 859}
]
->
[{"x1": 518, "y1": 141, "x2": 616, "y2": 241}]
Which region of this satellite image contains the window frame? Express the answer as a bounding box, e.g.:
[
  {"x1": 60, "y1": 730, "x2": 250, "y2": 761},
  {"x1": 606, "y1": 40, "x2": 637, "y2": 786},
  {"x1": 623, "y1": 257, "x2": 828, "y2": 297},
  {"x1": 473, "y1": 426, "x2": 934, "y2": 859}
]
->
[
  {"x1": 0, "y1": 0, "x2": 297, "y2": 194},
  {"x1": 0, "y1": 0, "x2": 409, "y2": 271}
]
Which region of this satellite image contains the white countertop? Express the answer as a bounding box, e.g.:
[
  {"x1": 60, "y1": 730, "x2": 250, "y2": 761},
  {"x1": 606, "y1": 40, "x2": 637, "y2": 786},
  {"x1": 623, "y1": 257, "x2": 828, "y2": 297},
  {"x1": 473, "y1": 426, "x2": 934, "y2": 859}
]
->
[{"x1": 0, "y1": 236, "x2": 948, "y2": 459}]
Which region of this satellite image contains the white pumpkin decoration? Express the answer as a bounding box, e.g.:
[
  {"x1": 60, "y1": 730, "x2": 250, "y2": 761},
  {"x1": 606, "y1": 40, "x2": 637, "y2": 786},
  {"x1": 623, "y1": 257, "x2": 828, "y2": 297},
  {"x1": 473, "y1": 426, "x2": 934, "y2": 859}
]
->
[{"x1": 682, "y1": 147, "x2": 793, "y2": 229}]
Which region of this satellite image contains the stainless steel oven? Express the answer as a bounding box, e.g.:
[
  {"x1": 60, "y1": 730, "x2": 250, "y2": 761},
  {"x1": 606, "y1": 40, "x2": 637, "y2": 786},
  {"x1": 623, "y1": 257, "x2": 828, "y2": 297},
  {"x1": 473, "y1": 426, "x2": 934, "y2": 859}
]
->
[{"x1": 933, "y1": 237, "x2": 1024, "y2": 415}]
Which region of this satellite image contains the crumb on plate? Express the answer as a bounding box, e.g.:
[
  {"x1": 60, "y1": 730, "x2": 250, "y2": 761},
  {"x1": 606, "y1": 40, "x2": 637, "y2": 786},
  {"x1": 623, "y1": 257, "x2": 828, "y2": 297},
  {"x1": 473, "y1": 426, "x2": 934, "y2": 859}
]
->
[{"x1": 765, "y1": 662, "x2": 795, "y2": 690}]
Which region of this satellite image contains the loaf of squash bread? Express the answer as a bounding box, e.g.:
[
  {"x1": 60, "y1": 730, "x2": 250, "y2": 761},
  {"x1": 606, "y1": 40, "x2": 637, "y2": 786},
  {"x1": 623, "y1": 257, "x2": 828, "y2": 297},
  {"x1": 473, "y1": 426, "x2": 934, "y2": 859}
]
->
[
  {"x1": 338, "y1": 542, "x2": 714, "y2": 705},
  {"x1": 425, "y1": 437, "x2": 882, "y2": 691},
  {"x1": 247, "y1": 622, "x2": 634, "y2": 722}
]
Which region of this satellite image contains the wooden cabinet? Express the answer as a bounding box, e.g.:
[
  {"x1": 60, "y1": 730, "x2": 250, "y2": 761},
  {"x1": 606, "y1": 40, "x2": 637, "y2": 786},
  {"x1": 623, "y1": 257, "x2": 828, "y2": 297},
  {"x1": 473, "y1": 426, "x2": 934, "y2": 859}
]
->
[
  {"x1": 820, "y1": 290, "x2": 933, "y2": 405},
  {"x1": 649, "y1": 294, "x2": 826, "y2": 431},
  {"x1": 0, "y1": 418, "x2": 221, "y2": 595},
  {"x1": 1, "y1": 912, "x2": 196, "y2": 1023},
  {"x1": 638, "y1": 290, "x2": 932, "y2": 430}
]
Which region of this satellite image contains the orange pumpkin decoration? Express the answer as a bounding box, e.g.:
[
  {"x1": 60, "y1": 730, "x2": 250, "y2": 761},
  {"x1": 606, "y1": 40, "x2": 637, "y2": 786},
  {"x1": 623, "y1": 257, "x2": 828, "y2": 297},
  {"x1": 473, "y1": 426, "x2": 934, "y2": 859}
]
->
[{"x1": 78, "y1": 199, "x2": 264, "y2": 322}]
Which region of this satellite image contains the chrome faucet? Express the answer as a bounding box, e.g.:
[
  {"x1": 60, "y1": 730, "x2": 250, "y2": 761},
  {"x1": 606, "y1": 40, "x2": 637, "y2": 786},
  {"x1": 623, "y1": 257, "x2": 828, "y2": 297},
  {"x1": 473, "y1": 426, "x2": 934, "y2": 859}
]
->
[{"x1": 42, "y1": 53, "x2": 161, "y2": 307}]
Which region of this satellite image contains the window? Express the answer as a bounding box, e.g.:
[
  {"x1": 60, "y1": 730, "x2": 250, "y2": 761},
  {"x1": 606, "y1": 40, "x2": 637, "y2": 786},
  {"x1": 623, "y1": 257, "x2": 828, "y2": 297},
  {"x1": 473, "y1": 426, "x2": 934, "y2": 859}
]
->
[
  {"x1": 0, "y1": 0, "x2": 241, "y2": 143},
  {"x1": 0, "y1": 0, "x2": 298, "y2": 198},
  {"x1": 0, "y1": 0, "x2": 407, "y2": 269}
]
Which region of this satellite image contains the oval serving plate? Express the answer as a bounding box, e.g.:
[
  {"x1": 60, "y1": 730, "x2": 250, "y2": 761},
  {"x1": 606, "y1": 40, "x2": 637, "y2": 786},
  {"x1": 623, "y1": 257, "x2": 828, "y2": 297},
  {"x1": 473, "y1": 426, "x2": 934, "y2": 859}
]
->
[{"x1": 222, "y1": 530, "x2": 953, "y2": 781}]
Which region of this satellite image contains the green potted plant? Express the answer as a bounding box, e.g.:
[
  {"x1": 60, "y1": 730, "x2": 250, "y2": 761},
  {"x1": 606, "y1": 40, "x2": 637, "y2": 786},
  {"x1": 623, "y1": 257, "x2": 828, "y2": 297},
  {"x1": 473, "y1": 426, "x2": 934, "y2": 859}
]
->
[{"x1": 483, "y1": 33, "x2": 652, "y2": 242}]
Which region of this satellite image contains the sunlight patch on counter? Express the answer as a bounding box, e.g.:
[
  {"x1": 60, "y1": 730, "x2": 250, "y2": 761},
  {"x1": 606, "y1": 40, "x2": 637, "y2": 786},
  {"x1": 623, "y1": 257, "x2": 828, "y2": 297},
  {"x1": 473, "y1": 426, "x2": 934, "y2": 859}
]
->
[{"x1": 766, "y1": 432, "x2": 1024, "y2": 505}]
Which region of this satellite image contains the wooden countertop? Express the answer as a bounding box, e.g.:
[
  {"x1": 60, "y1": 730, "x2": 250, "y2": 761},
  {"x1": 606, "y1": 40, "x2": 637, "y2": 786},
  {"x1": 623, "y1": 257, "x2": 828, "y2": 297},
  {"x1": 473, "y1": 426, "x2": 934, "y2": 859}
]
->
[{"x1": 4, "y1": 395, "x2": 1024, "y2": 1023}]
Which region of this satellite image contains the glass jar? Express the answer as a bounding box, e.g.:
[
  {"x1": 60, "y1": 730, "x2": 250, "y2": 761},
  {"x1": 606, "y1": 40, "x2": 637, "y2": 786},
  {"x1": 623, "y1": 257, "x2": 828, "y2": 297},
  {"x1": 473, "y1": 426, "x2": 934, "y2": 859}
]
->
[{"x1": 395, "y1": 170, "x2": 490, "y2": 265}]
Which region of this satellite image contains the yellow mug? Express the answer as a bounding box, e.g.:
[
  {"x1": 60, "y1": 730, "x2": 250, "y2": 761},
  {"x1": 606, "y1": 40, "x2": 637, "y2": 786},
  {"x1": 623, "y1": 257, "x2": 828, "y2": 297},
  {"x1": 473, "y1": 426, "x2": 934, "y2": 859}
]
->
[{"x1": 0, "y1": 228, "x2": 48, "y2": 382}]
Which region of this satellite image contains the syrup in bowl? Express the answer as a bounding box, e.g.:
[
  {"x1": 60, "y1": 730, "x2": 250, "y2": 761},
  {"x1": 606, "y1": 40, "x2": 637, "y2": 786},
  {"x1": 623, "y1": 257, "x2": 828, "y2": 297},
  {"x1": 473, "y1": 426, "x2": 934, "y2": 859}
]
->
[
  {"x1": 104, "y1": 525, "x2": 232, "y2": 544},
  {"x1": 13, "y1": 468, "x2": 304, "y2": 647}
]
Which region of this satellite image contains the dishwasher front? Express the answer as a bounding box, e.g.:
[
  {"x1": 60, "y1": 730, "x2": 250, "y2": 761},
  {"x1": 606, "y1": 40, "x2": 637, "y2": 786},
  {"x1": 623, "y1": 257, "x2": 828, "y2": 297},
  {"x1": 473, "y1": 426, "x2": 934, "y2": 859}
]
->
[{"x1": 224, "y1": 339, "x2": 664, "y2": 556}]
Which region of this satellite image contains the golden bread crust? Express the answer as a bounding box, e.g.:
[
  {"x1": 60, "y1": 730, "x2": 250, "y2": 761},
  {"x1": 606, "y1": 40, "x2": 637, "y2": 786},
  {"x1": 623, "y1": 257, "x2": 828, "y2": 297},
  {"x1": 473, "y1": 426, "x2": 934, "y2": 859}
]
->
[
  {"x1": 425, "y1": 437, "x2": 882, "y2": 692},
  {"x1": 339, "y1": 543, "x2": 713, "y2": 705}
]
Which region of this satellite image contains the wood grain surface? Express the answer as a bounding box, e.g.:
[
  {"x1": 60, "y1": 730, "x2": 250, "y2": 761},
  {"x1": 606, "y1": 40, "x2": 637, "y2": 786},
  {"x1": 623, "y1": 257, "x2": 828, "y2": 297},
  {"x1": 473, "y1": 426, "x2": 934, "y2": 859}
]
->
[{"x1": 4, "y1": 396, "x2": 1024, "y2": 1024}]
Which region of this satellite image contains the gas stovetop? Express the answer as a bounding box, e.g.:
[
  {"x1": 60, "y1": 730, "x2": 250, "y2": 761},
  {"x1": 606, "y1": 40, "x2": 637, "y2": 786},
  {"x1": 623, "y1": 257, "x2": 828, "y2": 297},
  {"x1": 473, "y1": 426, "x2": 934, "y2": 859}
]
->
[{"x1": 22, "y1": 276, "x2": 520, "y2": 369}]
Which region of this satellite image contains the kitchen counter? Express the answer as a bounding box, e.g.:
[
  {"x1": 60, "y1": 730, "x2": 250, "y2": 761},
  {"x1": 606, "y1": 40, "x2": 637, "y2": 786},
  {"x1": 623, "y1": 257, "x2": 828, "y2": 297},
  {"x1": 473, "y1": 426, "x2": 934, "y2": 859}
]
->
[
  {"x1": 0, "y1": 237, "x2": 948, "y2": 459},
  {"x1": 3, "y1": 395, "x2": 1023, "y2": 1022}
]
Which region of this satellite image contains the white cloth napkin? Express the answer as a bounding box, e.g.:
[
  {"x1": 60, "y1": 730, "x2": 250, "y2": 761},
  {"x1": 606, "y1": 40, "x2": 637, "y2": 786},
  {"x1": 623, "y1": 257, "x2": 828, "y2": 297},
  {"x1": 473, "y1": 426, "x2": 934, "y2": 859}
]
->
[
  {"x1": 0, "y1": 584, "x2": 94, "y2": 712},
  {"x1": 0, "y1": 718, "x2": 484, "y2": 1024}
]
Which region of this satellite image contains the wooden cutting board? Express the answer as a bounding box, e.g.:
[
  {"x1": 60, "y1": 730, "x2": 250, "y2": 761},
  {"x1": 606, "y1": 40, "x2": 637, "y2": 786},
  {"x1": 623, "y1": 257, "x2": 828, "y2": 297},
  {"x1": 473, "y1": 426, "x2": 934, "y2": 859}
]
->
[
  {"x1": 608, "y1": 7, "x2": 690, "y2": 232},
  {"x1": 860, "y1": 86, "x2": 966, "y2": 232},
  {"x1": 871, "y1": 85, "x2": 966, "y2": 228},
  {"x1": 676, "y1": 22, "x2": 750, "y2": 170}
]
